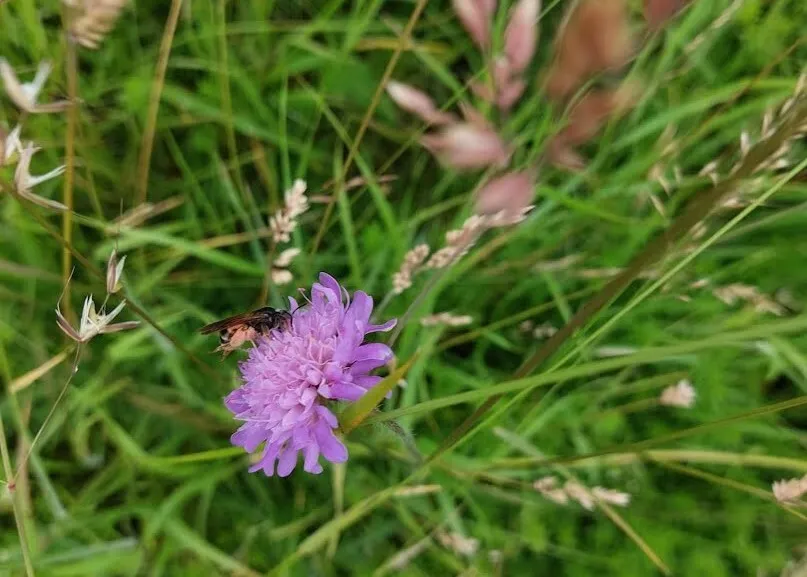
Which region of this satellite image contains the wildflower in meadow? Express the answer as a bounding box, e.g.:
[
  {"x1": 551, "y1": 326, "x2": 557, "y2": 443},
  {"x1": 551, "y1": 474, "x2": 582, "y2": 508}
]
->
[{"x1": 225, "y1": 273, "x2": 396, "y2": 477}]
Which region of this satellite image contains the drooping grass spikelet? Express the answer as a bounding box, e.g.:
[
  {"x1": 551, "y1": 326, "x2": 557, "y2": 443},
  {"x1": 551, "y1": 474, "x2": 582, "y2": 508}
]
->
[
  {"x1": 659, "y1": 379, "x2": 696, "y2": 408},
  {"x1": 0, "y1": 59, "x2": 69, "y2": 113},
  {"x1": 425, "y1": 215, "x2": 488, "y2": 269},
  {"x1": 436, "y1": 531, "x2": 479, "y2": 556},
  {"x1": 772, "y1": 474, "x2": 807, "y2": 504},
  {"x1": 420, "y1": 312, "x2": 473, "y2": 327},
  {"x1": 712, "y1": 284, "x2": 785, "y2": 316},
  {"x1": 270, "y1": 248, "x2": 301, "y2": 286},
  {"x1": 392, "y1": 244, "x2": 430, "y2": 294},
  {"x1": 14, "y1": 143, "x2": 68, "y2": 210},
  {"x1": 534, "y1": 476, "x2": 631, "y2": 509},
  {"x1": 270, "y1": 179, "x2": 309, "y2": 243},
  {"x1": 69, "y1": 0, "x2": 130, "y2": 50}
]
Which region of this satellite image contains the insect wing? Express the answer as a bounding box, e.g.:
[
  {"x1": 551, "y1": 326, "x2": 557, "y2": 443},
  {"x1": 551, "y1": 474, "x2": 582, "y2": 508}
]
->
[{"x1": 199, "y1": 311, "x2": 262, "y2": 334}]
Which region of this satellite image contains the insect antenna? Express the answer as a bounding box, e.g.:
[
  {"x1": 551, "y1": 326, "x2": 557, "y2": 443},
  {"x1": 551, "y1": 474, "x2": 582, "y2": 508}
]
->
[{"x1": 292, "y1": 288, "x2": 313, "y2": 315}]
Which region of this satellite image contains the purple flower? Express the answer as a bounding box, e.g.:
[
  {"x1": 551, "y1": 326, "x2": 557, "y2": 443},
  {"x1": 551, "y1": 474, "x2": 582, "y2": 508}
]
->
[{"x1": 225, "y1": 273, "x2": 396, "y2": 477}]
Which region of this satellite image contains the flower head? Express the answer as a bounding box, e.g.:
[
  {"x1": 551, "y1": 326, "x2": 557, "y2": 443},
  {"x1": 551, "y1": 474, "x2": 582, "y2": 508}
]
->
[
  {"x1": 56, "y1": 295, "x2": 139, "y2": 343},
  {"x1": 226, "y1": 273, "x2": 396, "y2": 477}
]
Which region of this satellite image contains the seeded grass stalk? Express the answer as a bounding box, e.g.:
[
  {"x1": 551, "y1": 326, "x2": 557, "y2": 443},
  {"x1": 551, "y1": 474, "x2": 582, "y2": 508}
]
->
[
  {"x1": 3, "y1": 2, "x2": 807, "y2": 576},
  {"x1": 427, "y1": 96, "x2": 807, "y2": 464}
]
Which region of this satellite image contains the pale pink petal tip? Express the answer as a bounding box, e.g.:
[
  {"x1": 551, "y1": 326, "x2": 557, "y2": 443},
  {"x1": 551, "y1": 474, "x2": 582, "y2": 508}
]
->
[
  {"x1": 453, "y1": 0, "x2": 493, "y2": 49},
  {"x1": 386, "y1": 81, "x2": 456, "y2": 125},
  {"x1": 504, "y1": 0, "x2": 541, "y2": 73},
  {"x1": 421, "y1": 123, "x2": 511, "y2": 170},
  {"x1": 476, "y1": 171, "x2": 535, "y2": 216}
]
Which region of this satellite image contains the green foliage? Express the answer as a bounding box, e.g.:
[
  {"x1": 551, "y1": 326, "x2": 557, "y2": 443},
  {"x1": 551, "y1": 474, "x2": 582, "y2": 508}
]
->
[{"x1": 1, "y1": 0, "x2": 807, "y2": 576}]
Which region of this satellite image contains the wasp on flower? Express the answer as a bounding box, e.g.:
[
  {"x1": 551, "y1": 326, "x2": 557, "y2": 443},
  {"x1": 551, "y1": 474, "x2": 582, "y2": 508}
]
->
[{"x1": 222, "y1": 273, "x2": 396, "y2": 477}]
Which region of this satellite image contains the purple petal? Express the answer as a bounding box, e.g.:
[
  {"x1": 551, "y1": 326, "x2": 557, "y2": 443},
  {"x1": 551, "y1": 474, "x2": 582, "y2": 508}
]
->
[
  {"x1": 277, "y1": 447, "x2": 298, "y2": 477},
  {"x1": 349, "y1": 292, "x2": 373, "y2": 327},
  {"x1": 315, "y1": 422, "x2": 348, "y2": 463},
  {"x1": 232, "y1": 425, "x2": 266, "y2": 453},
  {"x1": 328, "y1": 382, "x2": 368, "y2": 402},
  {"x1": 248, "y1": 444, "x2": 279, "y2": 476},
  {"x1": 365, "y1": 318, "x2": 397, "y2": 334},
  {"x1": 349, "y1": 359, "x2": 390, "y2": 375},
  {"x1": 303, "y1": 445, "x2": 323, "y2": 474},
  {"x1": 224, "y1": 388, "x2": 249, "y2": 413},
  {"x1": 317, "y1": 406, "x2": 339, "y2": 428},
  {"x1": 354, "y1": 375, "x2": 382, "y2": 389},
  {"x1": 353, "y1": 343, "x2": 393, "y2": 363},
  {"x1": 317, "y1": 272, "x2": 343, "y2": 304}
]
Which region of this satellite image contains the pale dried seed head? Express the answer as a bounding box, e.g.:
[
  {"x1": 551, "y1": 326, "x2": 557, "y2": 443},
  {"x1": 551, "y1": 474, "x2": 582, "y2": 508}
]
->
[
  {"x1": 713, "y1": 283, "x2": 785, "y2": 316},
  {"x1": 591, "y1": 486, "x2": 631, "y2": 507},
  {"x1": 14, "y1": 143, "x2": 68, "y2": 210},
  {"x1": 420, "y1": 312, "x2": 474, "y2": 327},
  {"x1": 270, "y1": 180, "x2": 309, "y2": 243},
  {"x1": 106, "y1": 250, "x2": 126, "y2": 294},
  {"x1": 69, "y1": 0, "x2": 129, "y2": 49},
  {"x1": 392, "y1": 243, "x2": 430, "y2": 295},
  {"x1": 593, "y1": 345, "x2": 637, "y2": 357},
  {"x1": 532, "y1": 323, "x2": 557, "y2": 339},
  {"x1": 436, "y1": 531, "x2": 479, "y2": 557},
  {"x1": 564, "y1": 481, "x2": 595, "y2": 510},
  {"x1": 425, "y1": 215, "x2": 487, "y2": 269},
  {"x1": 772, "y1": 475, "x2": 807, "y2": 504},
  {"x1": 274, "y1": 248, "x2": 301, "y2": 268},
  {"x1": 762, "y1": 108, "x2": 774, "y2": 138},
  {"x1": 271, "y1": 269, "x2": 294, "y2": 285},
  {"x1": 0, "y1": 59, "x2": 70, "y2": 114},
  {"x1": 2, "y1": 125, "x2": 21, "y2": 166},
  {"x1": 659, "y1": 379, "x2": 696, "y2": 408},
  {"x1": 533, "y1": 476, "x2": 558, "y2": 492},
  {"x1": 740, "y1": 131, "x2": 751, "y2": 156}
]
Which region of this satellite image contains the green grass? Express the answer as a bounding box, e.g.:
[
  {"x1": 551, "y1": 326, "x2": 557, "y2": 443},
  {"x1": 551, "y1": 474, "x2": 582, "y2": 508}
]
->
[{"x1": 2, "y1": 0, "x2": 807, "y2": 575}]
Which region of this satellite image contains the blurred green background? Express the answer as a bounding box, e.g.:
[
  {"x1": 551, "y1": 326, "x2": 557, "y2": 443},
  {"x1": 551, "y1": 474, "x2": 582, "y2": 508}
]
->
[{"x1": 2, "y1": 0, "x2": 807, "y2": 575}]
